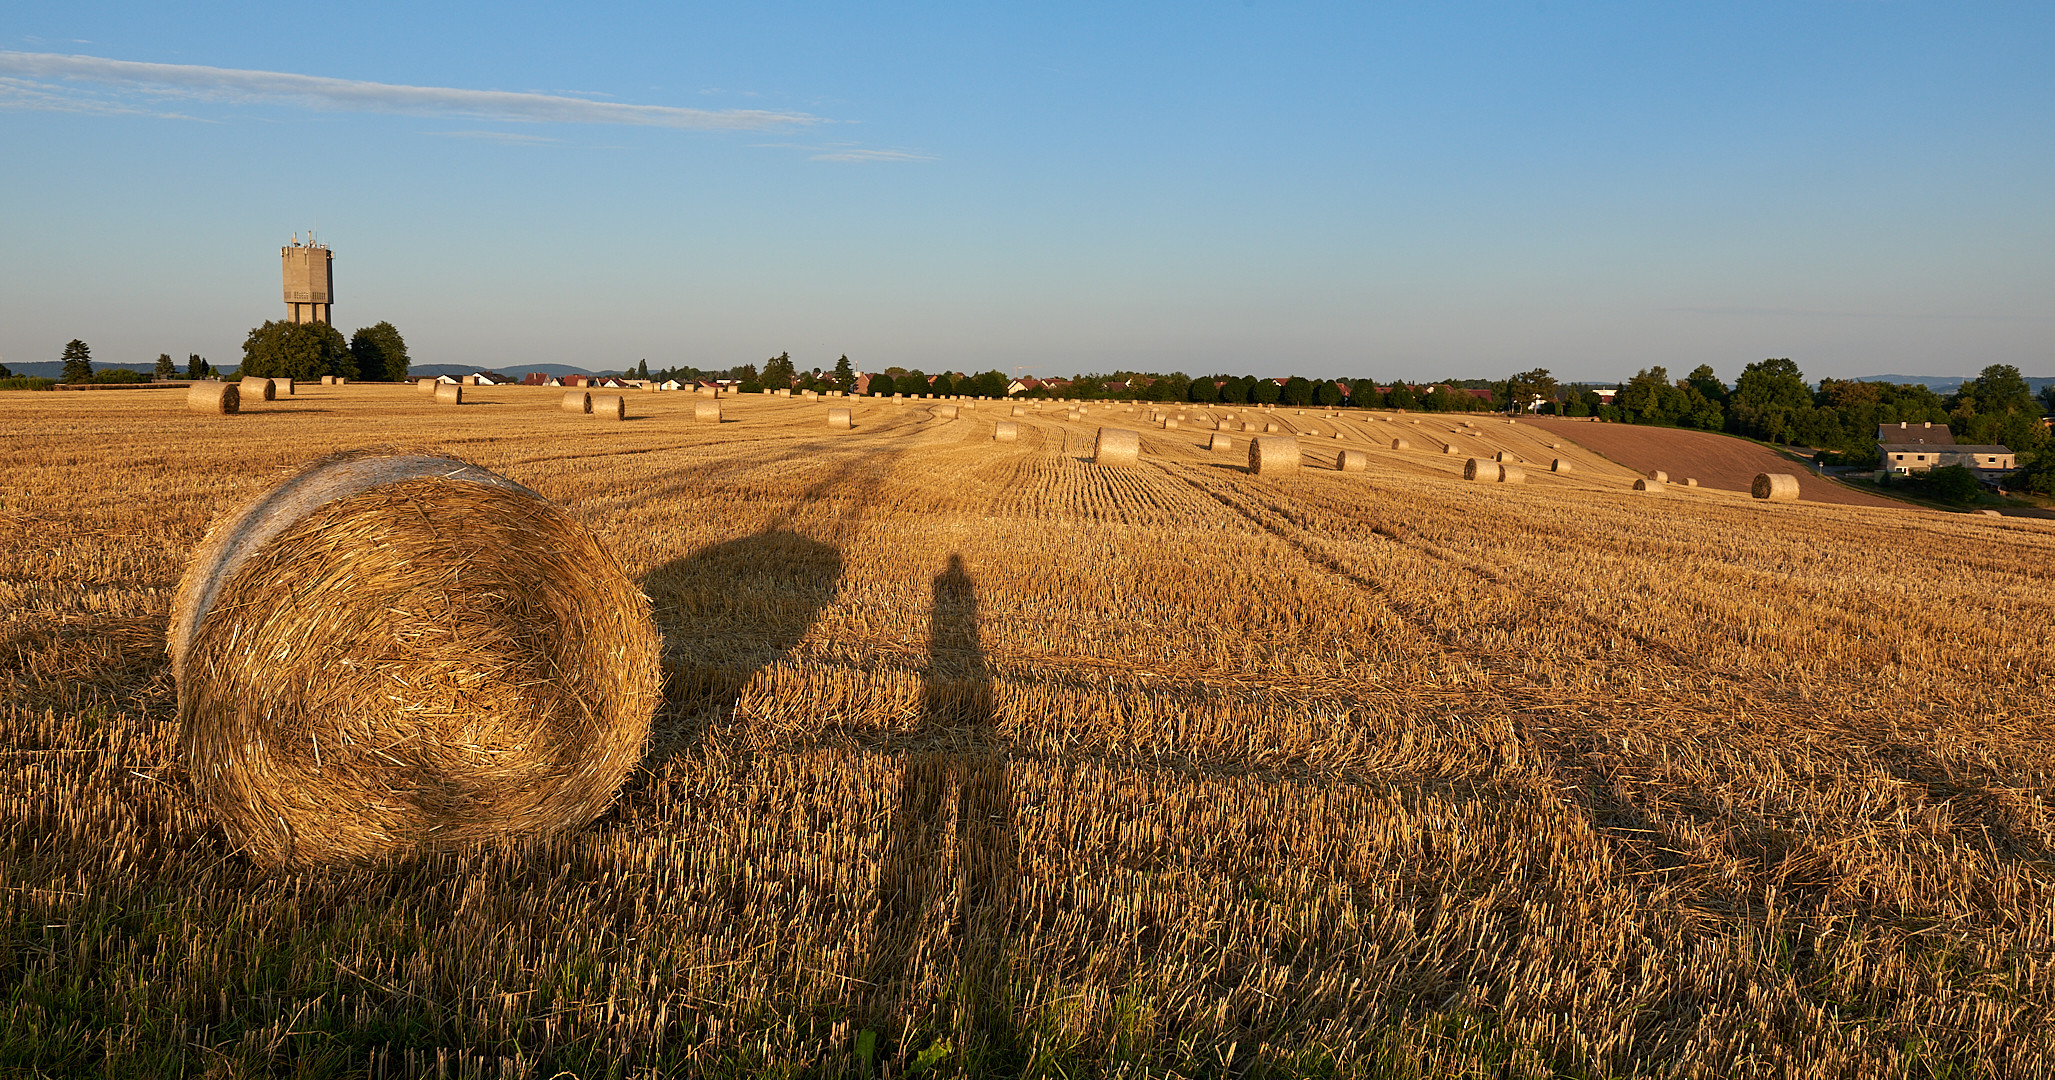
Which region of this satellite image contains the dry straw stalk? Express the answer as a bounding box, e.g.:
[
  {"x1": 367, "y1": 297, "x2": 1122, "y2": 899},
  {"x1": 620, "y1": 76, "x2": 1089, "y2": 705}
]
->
[{"x1": 167, "y1": 452, "x2": 659, "y2": 866}]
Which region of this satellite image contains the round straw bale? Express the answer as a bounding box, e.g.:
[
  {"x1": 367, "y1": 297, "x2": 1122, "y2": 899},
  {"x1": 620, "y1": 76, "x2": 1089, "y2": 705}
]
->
[
  {"x1": 1547, "y1": 442, "x2": 1561, "y2": 449},
  {"x1": 1066, "y1": 410, "x2": 1082, "y2": 421},
  {"x1": 1499, "y1": 464, "x2": 1526, "y2": 484},
  {"x1": 693, "y1": 400, "x2": 721, "y2": 423},
  {"x1": 1684, "y1": 477, "x2": 1699, "y2": 487},
  {"x1": 1981, "y1": 509, "x2": 2003, "y2": 517},
  {"x1": 592, "y1": 394, "x2": 625, "y2": 421},
  {"x1": 1248, "y1": 435, "x2": 1298, "y2": 475},
  {"x1": 1647, "y1": 469, "x2": 1668, "y2": 483},
  {"x1": 1164, "y1": 418, "x2": 1180, "y2": 429},
  {"x1": 827, "y1": 407, "x2": 853, "y2": 429},
  {"x1": 1752, "y1": 473, "x2": 1800, "y2": 501},
  {"x1": 1551, "y1": 458, "x2": 1573, "y2": 472},
  {"x1": 435, "y1": 384, "x2": 463, "y2": 405},
  {"x1": 1443, "y1": 444, "x2": 1459, "y2": 455},
  {"x1": 321, "y1": 375, "x2": 335, "y2": 386},
  {"x1": 1495, "y1": 450, "x2": 1517, "y2": 462},
  {"x1": 1391, "y1": 438, "x2": 1410, "y2": 450},
  {"x1": 994, "y1": 420, "x2": 1018, "y2": 442},
  {"x1": 1094, "y1": 427, "x2": 1140, "y2": 466},
  {"x1": 276, "y1": 378, "x2": 295, "y2": 396},
  {"x1": 1463, "y1": 457, "x2": 1494, "y2": 481},
  {"x1": 1011, "y1": 406, "x2": 1026, "y2": 416},
  {"x1": 167, "y1": 452, "x2": 660, "y2": 866},
  {"x1": 240, "y1": 376, "x2": 277, "y2": 402},
  {"x1": 1210, "y1": 433, "x2": 1232, "y2": 451},
  {"x1": 1634, "y1": 477, "x2": 1664, "y2": 492},
  {"x1": 560, "y1": 390, "x2": 592, "y2": 414},
  {"x1": 188, "y1": 381, "x2": 239, "y2": 415},
  {"x1": 1264, "y1": 422, "x2": 1281, "y2": 433},
  {"x1": 416, "y1": 378, "x2": 438, "y2": 395},
  {"x1": 1336, "y1": 449, "x2": 1367, "y2": 472},
  {"x1": 935, "y1": 404, "x2": 960, "y2": 420}
]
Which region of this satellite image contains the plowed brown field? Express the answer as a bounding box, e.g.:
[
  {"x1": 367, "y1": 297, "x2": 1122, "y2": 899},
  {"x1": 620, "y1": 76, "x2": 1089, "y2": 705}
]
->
[{"x1": 1525, "y1": 416, "x2": 1907, "y2": 508}]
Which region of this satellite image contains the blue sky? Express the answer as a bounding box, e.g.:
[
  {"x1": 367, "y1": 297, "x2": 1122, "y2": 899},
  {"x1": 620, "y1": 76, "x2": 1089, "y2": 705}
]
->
[{"x1": 2, "y1": 2, "x2": 2050, "y2": 382}]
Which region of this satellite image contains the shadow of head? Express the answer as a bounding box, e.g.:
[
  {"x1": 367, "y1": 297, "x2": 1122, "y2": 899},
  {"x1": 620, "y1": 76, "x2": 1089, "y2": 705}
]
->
[{"x1": 635, "y1": 530, "x2": 842, "y2": 764}]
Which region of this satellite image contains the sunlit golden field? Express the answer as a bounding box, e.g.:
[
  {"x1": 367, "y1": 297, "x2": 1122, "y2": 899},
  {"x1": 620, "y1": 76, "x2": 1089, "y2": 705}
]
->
[{"x1": 4, "y1": 383, "x2": 2054, "y2": 1078}]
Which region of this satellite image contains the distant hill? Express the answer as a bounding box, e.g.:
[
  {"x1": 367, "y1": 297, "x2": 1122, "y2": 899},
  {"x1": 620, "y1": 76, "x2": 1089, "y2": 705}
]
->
[{"x1": 1852, "y1": 374, "x2": 2055, "y2": 395}]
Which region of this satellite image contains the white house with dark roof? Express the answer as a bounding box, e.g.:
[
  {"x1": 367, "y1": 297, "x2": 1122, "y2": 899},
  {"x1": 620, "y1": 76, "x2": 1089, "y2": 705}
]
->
[{"x1": 1877, "y1": 422, "x2": 2014, "y2": 474}]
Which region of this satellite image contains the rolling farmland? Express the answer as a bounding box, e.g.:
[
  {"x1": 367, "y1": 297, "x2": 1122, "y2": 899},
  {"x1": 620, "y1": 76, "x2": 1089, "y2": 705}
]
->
[
  {"x1": 4, "y1": 386, "x2": 2054, "y2": 1078},
  {"x1": 1521, "y1": 417, "x2": 1905, "y2": 508}
]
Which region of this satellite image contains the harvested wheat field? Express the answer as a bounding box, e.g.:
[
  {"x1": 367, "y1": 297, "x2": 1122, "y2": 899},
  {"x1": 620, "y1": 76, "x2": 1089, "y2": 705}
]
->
[
  {"x1": 4, "y1": 384, "x2": 2055, "y2": 1078},
  {"x1": 1522, "y1": 417, "x2": 1903, "y2": 508}
]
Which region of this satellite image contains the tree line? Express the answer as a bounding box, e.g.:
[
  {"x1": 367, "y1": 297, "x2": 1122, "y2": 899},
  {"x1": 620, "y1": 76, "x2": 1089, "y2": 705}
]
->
[{"x1": 236, "y1": 321, "x2": 410, "y2": 382}]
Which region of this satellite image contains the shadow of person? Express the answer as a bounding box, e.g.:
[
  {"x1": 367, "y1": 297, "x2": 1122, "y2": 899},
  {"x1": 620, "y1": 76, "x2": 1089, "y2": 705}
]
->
[
  {"x1": 865, "y1": 554, "x2": 1018, "y2": 1063},
  {"x1": 632, "y1": 530, "x2": 842, "y2": 773}
]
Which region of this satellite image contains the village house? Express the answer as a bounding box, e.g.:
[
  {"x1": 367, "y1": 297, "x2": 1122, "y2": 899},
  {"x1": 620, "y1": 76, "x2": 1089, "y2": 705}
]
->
[{"x1": 1876, "y1": 422, "x2": 2014, "y2": 474}]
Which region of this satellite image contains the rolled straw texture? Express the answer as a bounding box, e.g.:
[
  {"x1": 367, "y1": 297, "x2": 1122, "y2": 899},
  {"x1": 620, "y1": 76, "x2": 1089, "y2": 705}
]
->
[
  {"x1": 1248, "y1": 435, "x2": 1298, "y2": 475},
  {"x1": 1551, "y1": 459, "x2": 1573, "y2": 473},
  {"x1": 561, "y1": 391, "x2": 592, "y2": 414},
  {"x1": 1336, "y1": 449, "x2": 1367, "y2": 472},
  {"x1": 993, "y1": 421, "x2": 1019, "y2": 442},
  {"x1": 1499, "y1": 464, "x2": 1526, "y2": 484},
  {"x1": 1753, "y1": 473, "x2": 1800, "y2": 501},
  {"x1": 1464, "y1": 458, "x2": 1494, "y2": 481},
  {"x1": 1210, "y1": 433, "x2": 1232, "y2": 452},
  {"x1": 435, "y1": 384, "x2": 463, "y2": 405},
  {"x1": 694, "y1": 401, "x2": 721, "y2": 423},
  {"x1": 1634, "y1": 478, "x2": 1664, "y2": 492},
  {"x1": 592, "y1": 394, "x2": 625, "y2": 421},
  {"x1": 167, "y1": 452, "x2": 660, "y2": 866},
  {"x1": 1094, "y1": 427, "x2": 1140, "y2": 466},
  {"x1": 188, "y1": 382, "x2": 239, "y2": 415},
  {"x1": 240, "y1": 377, "x2": 276, "y2": 402},
  {"x1": 276, "y1": 379, "x2": 295, "y2": 396},
  {"x1": 827, "y1": 407, "x2": 853, "y2": 429}
]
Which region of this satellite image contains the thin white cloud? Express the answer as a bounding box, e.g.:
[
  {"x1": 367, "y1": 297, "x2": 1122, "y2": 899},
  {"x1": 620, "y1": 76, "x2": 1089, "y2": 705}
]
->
[
  {"x1": 426, "y1": 130, "x2": 559, "y2": 145},
  {"x1": 0, "y1": 75, "x2": 198, "y2": 119},
  {"x1": 751, "y1": 140, "x2": 938, "y2": 163},
  {"x1": 0, "y1": 51, "x2": 820, "y2": 131}
]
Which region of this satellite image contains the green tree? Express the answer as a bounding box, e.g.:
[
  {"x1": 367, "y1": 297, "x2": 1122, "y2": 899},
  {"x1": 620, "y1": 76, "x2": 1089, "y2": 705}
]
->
[
  {"x1": 1188, "y1": 376, "x2": 1221, "y2": 403},
  {"x1": 1949, "y1": 364, "x2": 2048, "y2": 456},
  {"x1": 243, "y1": 321, "x2": 354, "y2": 381},
  {"x1": 1506, "y1": 368, "x2": 1559, "y2": 413},
  {"x1": 761, "y1": 352, "x2": 797, "y2": 390},
  {"x1": 186, "y1": 354, "x2": 210, "y2": 379},
  {"x1": 1344, "y1": 380, "x2": 1381, "y2": 409},
  {"x1": 972, "y1": 370, "x2": 1010, "y2": 398},
  {"x1": 1316, "y1": 381, "x2": 1344, "y2": 407},
  {"x1": 637, "y1": 359, "x2": 650, "y2": 380},
  {"x1": 864, "y1": 372, "x2": 891, "y2": 396},
  {"x1": 1280, "y1": 376, "x2": 1313, "y2": 406},
  {"x1": 1685, "y1": 364, "x2": 1727, "y2": 404},
  {"x1": 60, "y1": 339, "x2": 92, "y2": 383},
  {"x1": 901, "y1": 369, "x2": 927, "y2": 395},
  {"x1": 154, "y1": 353, "x2": 177, "y2": 378},
  {"x1": 347, "y1": 322, "x2": 409, "y2": 382},
  {"x1": 1727, "y1": 358, "x2": 1812, "y2": 442},
  {"x1": 930, "y1": 372, "x2": 957, "y2": 397},
  {"x1": 1387, "y1": 383, "x2": 1421, "y2": 410},
  {"x1": 1251, "y1": 377, "x2": 1282, "y2": 405},
  {"x1": 832, "y1": 355, "x2": 855, "y2": 392}
]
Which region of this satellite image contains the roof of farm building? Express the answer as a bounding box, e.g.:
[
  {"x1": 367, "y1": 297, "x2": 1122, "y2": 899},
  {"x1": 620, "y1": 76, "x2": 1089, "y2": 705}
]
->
[{"x1": 1876, "y1": 423, "x2": 1955, "y2": 445}]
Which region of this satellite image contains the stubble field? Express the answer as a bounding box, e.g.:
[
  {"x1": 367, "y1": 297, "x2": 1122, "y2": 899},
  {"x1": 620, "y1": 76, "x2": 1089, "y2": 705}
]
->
[{"x1": 3, "y1": 384, "x2": 2053, "y2": 1078}]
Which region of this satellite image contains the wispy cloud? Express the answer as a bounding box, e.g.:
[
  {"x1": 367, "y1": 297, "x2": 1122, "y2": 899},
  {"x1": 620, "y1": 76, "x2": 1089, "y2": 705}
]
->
[
  {"x1": 1672, "y1": 305, "x2": 2055, "y2": 323},
  {"x1": 427, "y1": 129, "x2": 559, "y2": 145},
  {"x1": 0, "y1": 51, "x2": 820, "y2": 131},
  {"x1": 752, "y1": 140, "x2": 938, "y2": 163}
]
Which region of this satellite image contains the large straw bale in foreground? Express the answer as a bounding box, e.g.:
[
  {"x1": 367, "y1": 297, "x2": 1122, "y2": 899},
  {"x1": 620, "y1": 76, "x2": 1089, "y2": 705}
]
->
[
  {"x1": 168, "y1": 452, "x2": 660, "y2": 866},
  {"x1": 1094, "y1": 427, "x2": 1140, "y2": 465},
  {"x1": 1248, "y1": 435, "x2": 1298, "y2": 475},
  {"x1": 1753, "y1": 473, "x2": 1800, "y2": 501},
  {"x1": 435, "y1": 384, "x2": 463, "y2": 405},
  {"x1": 240, "y1": 377, "x2": 276, "y2": 402},
  {"x1": 561, "y1": 391, "x2": 592, "y2": 414},
  {"x1": 188, "y1": 382, "x2": 239, "y2": 415}
]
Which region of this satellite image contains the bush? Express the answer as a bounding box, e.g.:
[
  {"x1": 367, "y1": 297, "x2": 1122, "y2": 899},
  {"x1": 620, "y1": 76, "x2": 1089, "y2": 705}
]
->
[
  {"x1": 0, "y1": 377, "x2": 57, "y2": 392},
  {"x1": 1890, "y1": 464, "x2": 1981, "y2": 503}
]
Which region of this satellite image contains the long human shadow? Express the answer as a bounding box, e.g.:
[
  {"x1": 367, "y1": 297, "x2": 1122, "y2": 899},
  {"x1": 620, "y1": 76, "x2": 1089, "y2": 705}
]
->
[
  {"x1": 864, "y1": 554, "x2": 1018, "y2": 1064},
  {"x1": 631, "y1": 530, "x2": 843, "y2": 773}
]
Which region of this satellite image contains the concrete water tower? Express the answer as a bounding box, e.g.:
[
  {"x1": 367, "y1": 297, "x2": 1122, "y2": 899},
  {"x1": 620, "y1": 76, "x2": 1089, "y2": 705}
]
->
[{"x1": 281, "y1": 232, "x2": 333, "y2": 324}]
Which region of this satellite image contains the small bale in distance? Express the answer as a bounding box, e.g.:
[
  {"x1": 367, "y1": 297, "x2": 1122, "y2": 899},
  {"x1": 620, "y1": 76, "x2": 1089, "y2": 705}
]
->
[
  {"x1": 435, "y1": 384, "x2": 463, "y2": 405},
  {"x1": 1248, "y1": 435, "x2": 1298, "y2": 476},
  {"x1": 1210, "y1": 433, "x2": 1233, "y2": 452},
  {"x1": 1752, "y1": 473, "x2": 1800, "y2": 501},
  {"x1": 828, "y1": 407, "x2": 853, "y2": 429},
  {"x1": 416, "y1": 378, "x2": 438, "y2": 395},
  {"x1": 936, "y1": 404, "x2": 960, "y2": 420},
  {"x1": 1391, "y1": 438, "x2": 1410, "y2": 450},
  {"x1": 1443, "y1": 444, "x2": 1459, "y2": 455},
  {"x1": 561, "y1": 391, "x2": 592, "y2": 414},
  {"x1": 1336, "y1": 449, "x2": 1367, "y2": 472},
  {"x1": 1551, "y1": 458, "x2": 1573, "y2": 472},
  {"x1": 1685, "y1": 477, "x2": 1699, "y2": 487},
  {"x1": 1094, "y1": 427, "x2": 1141, "y2": 465},
  {"x1": 1164, "y1": 418, "x2": 1179, "y2": 429},
  {"x1": 994, "y1": 421, "x2": 1019, "y2": 442},
  {"x1": 1634, "y1": 477, "x2": 1664, "y2": 492},
  {"x1": 1012, "y1": 406, "x2": 1026, "y2": 416},
  {"x1": 240, "y1": 376, "x2": 277, "y2": 402},
  {"x1": 693, "y1": 400, "x2": 721, "y2": 424},
  {"x1": 321, "y1": 375, "x2": 335, "y2": 386},
  {"x1": 1264, "y1": 422, "x2": 1281, "y2": 433},
  {"x1": 1495, "y1": 450, "x2": 1517, "y2": 462},
  {"x1": 592, "y1": 394, "x2": 625, "y2": 421},
  {"x1": 1647, "y1": 469, "x2": 1668, "y2": 483},
  {"x1": 188, "y1": 382, "x2": 239, "y2": 415}
]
